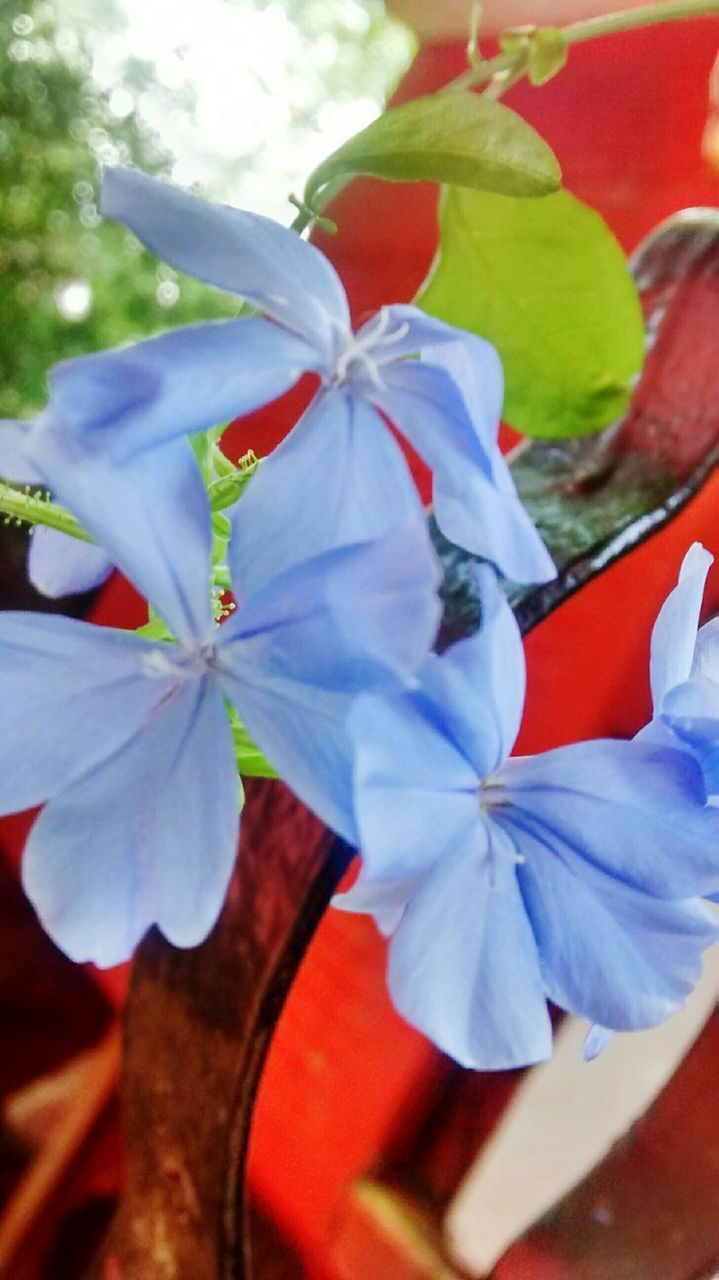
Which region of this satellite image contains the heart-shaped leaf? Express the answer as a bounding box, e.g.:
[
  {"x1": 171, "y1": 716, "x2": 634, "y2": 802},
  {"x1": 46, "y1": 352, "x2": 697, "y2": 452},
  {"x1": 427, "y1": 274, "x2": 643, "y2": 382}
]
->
[{"x1": 418, "y1": 185, "x2": 644, "y2": 439}]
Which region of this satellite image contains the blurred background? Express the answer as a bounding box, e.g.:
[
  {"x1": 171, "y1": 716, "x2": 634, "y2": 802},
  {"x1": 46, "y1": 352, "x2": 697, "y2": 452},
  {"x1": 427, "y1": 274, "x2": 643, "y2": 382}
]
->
[{"x1": 0, "y1": 0, "x2": 414, "y2": 420}]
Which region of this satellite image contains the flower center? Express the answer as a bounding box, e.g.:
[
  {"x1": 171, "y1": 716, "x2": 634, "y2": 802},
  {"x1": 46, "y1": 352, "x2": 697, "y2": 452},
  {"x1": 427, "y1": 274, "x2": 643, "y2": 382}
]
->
[
  {"x1": 479, "y1": 779, "x2": 525, "y2": 881},
  {"x1": 142, "y1": 642, "x2": 218, "y2": 682},
  {"x1": 328, "y1": 309, "x2": 411, "y2": 392},
  {"x1": 478, "y1": 774, "x2": 507, "y2": 815}
]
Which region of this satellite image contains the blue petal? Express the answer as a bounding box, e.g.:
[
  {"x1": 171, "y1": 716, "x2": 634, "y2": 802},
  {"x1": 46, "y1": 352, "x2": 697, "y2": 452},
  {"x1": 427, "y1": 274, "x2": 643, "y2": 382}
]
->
[
  {"x1": 650, "y1": 542, "x2": 712, "y2": 710},
  {"x1": 23, "y1": 677, "x2": 238, "y2": 966},
  {"x1": 347, "y1": 689, "x2": 478, "y2": 881},
  {"x1": 218, "y1": 521, "x2": 442, "y2": 842},
  {"x1": 223, "y1": 516, "x2": 441, "y2": 692},
  {"x1": 583, "y1": 1025, "x2": 613, "y2": 1061},
  {"x1": 511, "y1": 816, "x2": 718, "y2": 1031},
  {"x1": 655, "y1": 615, "x2": 719, "y2": 790},
  {"x1": 387, "y1": 822, "x2": 553, "y2": 1069},
  {"x1": 333, "y1": 871, "x2": 423, "y2": 936},
  {"x1": 688, "y1": 615, "x2": 719, "y2": 687},
  {"x1": 215, "y1": 672, "x2": 357, "y2": 843},
  {"x1": 375, "y1": 359, "x2": 555, "y2": 583},
  {"x1": 47, "y1": 318, "x2": 317, "y2": 461},
  {"x1": 28, "y1": 527, "x2": 112, "y2": 598},
  {"x1": 0, "y1": 419, "x2": 43, "y2": 483},
  {"x1": 418, "y1": 565, "x2": 525, "y2": 776},
  {"x1": 499, "y1": 738, "x2": 719, "y2": 898},
  {"x1": 633, "y1": 715, "x2": 685, "y2": 752},
  {"x1": 31, "y1": 420, "x2": 213, "y2": 646},
  {"x1": 661, "y1": 693, "x2": 719, "y2": 795},
  {"x1": 227, "y1": 391, "x2": 422, "y2": 599},
  {"x1": 0, "y1": 612, "x2": 175, "y2": 814},
  {"x1": 101, "y1": 166, "x2": 349, "y2": 358},
  {"x1": 360, "y1": 306, "x2": 504, "y2": 437}
]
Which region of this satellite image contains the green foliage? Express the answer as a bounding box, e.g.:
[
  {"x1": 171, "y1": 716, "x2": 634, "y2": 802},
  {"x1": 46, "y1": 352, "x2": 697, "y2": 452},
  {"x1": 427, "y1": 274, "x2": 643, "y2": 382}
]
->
[
  {"x1": 135, "y1": 608, "x2": 175, "y2": 642},
  {"x1": 498, "y1": 26, "x2": 568, "y2": 87},
  {"x1": 0, "y1": 0, "x2": 235, "y2": 419},
  {"x1": 418, "y1": 186, "x2": 644, "y2": 440},
  {"x1": 305, "y1": 90, "x2": 561, "y2": 209},
  {"x1": 526, "y1": 29, "x2": 569, "y2": 86},
  {"x1": 229, "y1": 707, "x2": 279, "y2": 778},
  {"x1": 208, "y1": 460, "x2": 261, "y2": 511}
]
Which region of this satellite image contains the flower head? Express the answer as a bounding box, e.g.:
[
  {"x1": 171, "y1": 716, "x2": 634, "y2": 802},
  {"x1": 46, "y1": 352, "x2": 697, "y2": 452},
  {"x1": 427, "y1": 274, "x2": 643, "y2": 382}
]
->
[
  {"x1": 643, "y1": 541, "x2": 719, "y2": 793},
  {"x1": 29, "y1": 166, "x2": 554, "y2": 595},
  {"x1": 0, "y1": 421, "x2": 440, "y2": 966},
  {"x1": 337, "y1": 566, "x2": 719, "y2": 1069}
]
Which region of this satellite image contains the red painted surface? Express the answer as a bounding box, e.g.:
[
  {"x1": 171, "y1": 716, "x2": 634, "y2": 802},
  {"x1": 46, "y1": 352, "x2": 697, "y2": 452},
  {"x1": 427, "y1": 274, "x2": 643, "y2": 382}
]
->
[
  {"x1": 247, "y1": 18, "x2": 719, "y2": 1277},
  {"x1": 3, "y1": 18, "x2": 719, "y2": 1278}
]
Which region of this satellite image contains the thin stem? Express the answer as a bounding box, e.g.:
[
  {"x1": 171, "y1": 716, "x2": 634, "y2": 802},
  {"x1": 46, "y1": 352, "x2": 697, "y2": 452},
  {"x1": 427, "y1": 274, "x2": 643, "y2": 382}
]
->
[
  {"x1": 290, "y1": 208, "x2": 312, "y2": 235},
  {"x1": 0, "y1": 483, "x2": 93, "y2": 542},
  {"x1": 0, "y1": 454, "x2": 257, "y2": 606},
  {"x1": 452, "y1": 0, "x2": 719, "y2": 92},
  {"x1": 483, "y1": 62, "x2": 526, "y2": 101},
  {"x1": 563, "y1": 0, "x2": 719, "y2": 44},
  {"x1": 288, "y1": 193, "x2": 338, "y2": 236}
]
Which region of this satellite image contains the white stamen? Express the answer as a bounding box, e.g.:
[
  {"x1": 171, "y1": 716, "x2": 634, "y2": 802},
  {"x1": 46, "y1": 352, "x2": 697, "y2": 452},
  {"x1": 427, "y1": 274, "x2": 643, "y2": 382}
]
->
[
  {"x1": 329, "y1": 310, "x2": 413, "y2": 393},
  {"x1": 361, "y1": 307, "x2": 392, "y2": 343},
  {"x1": 501, "y1": 840, "x2": 526, "y2": 866},
  {"x1": 375, "y1": 320, "x2": 410, "y2": 350},
  {"x1": 485, "y1": 823, "x2": 525, "y2": 890},
  {"x1": 480, "y1": 784, "x2": 526, "y2": 868},
  {"x1": 360, "y1": 310, "x2": 411, "y2": 353},
  {"x1": 333, "y1": 337, "x2": 385, "y2": 390}
]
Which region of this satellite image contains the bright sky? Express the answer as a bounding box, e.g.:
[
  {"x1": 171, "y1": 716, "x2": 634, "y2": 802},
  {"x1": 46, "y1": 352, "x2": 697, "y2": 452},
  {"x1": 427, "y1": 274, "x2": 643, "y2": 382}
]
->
[{"x1": 58, "y1": 0, "x2": 413, "y2": 222}]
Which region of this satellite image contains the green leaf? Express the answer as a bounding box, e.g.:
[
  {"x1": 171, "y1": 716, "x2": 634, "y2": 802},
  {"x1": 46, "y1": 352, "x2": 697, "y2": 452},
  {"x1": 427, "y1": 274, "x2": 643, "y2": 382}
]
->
[
  {"x1": 528, "y1": 29, "x2": 568, "y2": 85},
  {"x1": 136, "y1": 608, "x2": 175, "y2": 642},
  {"x1": 229, "y1": 707, "x2": 279, "y2": 779},
  {"x1": 417, "y1": 186, "x2": 644, "y2": 439},
  {"x1": 208, "y1": 455, "x2": 261, "y2": 511},
  {"x1": 304, "y1": 91, "x2": 561, "y2": 208}
]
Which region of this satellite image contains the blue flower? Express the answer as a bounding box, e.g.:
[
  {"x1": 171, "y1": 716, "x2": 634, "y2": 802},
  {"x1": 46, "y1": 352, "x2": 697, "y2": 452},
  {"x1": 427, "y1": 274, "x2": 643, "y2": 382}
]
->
[
  {"x1": 0, "y1": 423, "x2": 440, "y2": 966},
  {"x1": 336, "y1": 566, "x2": 719, "y2": 1069},
  {"x1": 29, "y1": 165, "x2": 554, "y2": 592},
  {"x1": 642, "y1": 541, "x2": 719, "y2": 792},
  {"x1": 0, "y1": 418, "x2": 112, "y2": 597}
]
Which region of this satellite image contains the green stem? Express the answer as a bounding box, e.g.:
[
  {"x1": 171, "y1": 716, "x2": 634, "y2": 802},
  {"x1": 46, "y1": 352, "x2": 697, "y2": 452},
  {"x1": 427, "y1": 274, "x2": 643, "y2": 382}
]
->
[
  {"x1": 563, "y1": 0, "x2": 719, "y2": 44},
  {"x1": 298, "y1": 0, "x2": 719, "y2": 217},
  {"x1": 452, "y1": 0, "x2": 719, "y2": 91},
  {"x1": 0, "y1": 481, "x2": 242, "y2": 595},
  {"x1": 290, "y1": 207, "x2": 313, "y2": 234},
  {"x1": 0, "y1": 452, "x2": 259, "y2": 605},
  {"x1": 482, "y1": 61, "x2": 527, "y2": 101},
  {"x1": 207, "y1": 454, "x2": 262, "y2": 511},
  {"x1": 0, "y1": 482, "x2": 93, "y2": 542},
  {"x1": 0, "y1": 447, "x2": 261, "y2": 540}
]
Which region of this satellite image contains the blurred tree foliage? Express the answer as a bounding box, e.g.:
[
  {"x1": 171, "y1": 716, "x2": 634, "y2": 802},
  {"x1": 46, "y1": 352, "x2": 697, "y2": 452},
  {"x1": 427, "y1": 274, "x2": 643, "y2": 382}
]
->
[{"x1": 0, "y1": 0, "x2": 236, "y2": 419}]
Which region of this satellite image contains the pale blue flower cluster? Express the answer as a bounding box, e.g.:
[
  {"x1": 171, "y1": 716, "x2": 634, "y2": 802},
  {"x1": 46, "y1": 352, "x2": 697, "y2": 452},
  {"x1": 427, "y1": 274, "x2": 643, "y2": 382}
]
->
[
  {"x1": 2, "y1": 168, "x2": 719, "y2": 1068},
  {"x1": 336, "y1": 556, "x2": 719, "y2": 1067}
]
